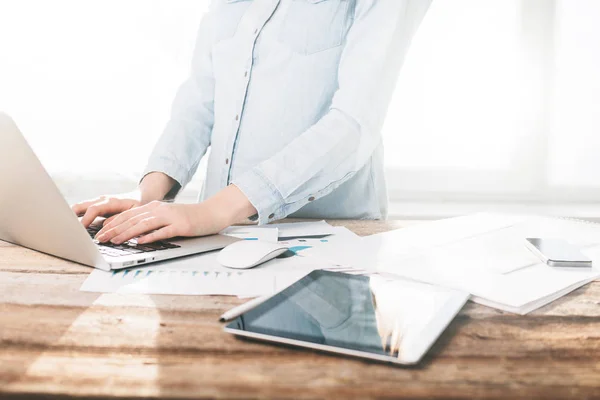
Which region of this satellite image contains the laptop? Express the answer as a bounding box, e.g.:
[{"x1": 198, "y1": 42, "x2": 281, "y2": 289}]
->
[
  {"x1": 0, "y1": 113, "x2": 239, "y2": 271},
  {"x1": 224, "y1": 270, "x2": 469, "y2": 365}
]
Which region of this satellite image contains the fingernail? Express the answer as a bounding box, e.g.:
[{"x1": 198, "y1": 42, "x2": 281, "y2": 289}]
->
[
  {"x1": 96, "y1": 234, "x2": 105, "y2": 242},
  {"x1": 111, "y1": 238, "x2": 121, "y2": 245}
]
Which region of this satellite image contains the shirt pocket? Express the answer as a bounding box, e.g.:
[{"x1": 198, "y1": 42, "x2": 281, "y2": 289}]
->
[
  {"x1": 279, "y1": 0, "x2": 350, "y2": 55},
  {"x1": 213, "y1": 0, "x2": 252, "y2": 43}
]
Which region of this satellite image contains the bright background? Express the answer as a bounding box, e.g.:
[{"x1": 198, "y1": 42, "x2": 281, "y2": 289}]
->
[{"x1": 0, "y1": 0, "x2": 599, "y2": 219}]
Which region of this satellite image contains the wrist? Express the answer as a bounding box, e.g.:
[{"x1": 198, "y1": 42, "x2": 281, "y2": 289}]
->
[
  {"x1": 138, "y1": 189, "x2": 163, "y2": 205},
  {"x1": 225, "y1": 184, "x2": 258, "y2": 224},
  {"x1": 139, "y1": 172, "x2": 177, "y2": 204},
  {"x1": 205, "y1": 185, "x2": 258, "y2": 228}
]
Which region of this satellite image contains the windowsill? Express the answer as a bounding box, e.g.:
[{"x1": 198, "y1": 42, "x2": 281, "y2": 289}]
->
[{"x1": 388, "y1": 201, "x2": 600, "y2": 222}]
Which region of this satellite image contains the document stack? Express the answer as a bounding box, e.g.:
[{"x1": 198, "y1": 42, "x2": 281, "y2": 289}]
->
[{"x1": 314, "y1": 213, "x2": 600, "y2": 314}]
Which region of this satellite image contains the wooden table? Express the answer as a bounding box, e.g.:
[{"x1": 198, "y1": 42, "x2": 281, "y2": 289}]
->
[{"x1": 1, "y1": 220, "x2": 599, "y2": 399}]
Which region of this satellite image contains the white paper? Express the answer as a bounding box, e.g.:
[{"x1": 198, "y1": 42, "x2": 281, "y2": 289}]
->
[
  {"x1": 278, "y1": 226, "x2": 359, "y2": 258},
  {"x1": 80, "y1": 250, "x2": 320, "y2": 297},
  {"x1": 379, "y1": 253, "x2": 600, "y2": 313},
  {"x1": 313, "y1": 213, "x2": 525, "y2": 269},
  {"x1": 267, "y1": 220, "x2": 337, "y2": 239},
  {"x1": 220, "y1": 226, "x2": 279, "y2": 242},
  {"x1": 81, "y1": 225, "x2": 365, "y2": 297},
  {"x1": 317, "y1": 214, "x2": 600, "y2": 314},
  {"x1": 220, "y1": 220, "x2": 336, "y2": 241}
]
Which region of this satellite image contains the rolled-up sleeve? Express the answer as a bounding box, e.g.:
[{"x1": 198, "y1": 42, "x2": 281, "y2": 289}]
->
[
  {"x1": 142, "y1": 8, "x2": 215, "y2": 192},
  {"x1": 233, "y1": 0, "x2": 431, "y2": 224}
]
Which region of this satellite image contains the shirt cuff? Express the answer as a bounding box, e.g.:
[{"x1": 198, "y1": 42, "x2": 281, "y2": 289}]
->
[{"x1": 232, "y1": 167, "x2": 286, "y2": 225}]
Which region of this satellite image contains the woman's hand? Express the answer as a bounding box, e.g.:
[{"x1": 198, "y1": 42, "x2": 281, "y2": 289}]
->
[
  {"x1": 72, "y1": 191, "x2": 142, "y2": 228},
  {"x1": 95, "y1": 201, "x2": 221, "y2": 244},
  {"x1": 95, "y1": 184, "x2": 257, "y2": 244},
  {"x1": 71, "y1": 172, "x2": 178, "y2": 228}
]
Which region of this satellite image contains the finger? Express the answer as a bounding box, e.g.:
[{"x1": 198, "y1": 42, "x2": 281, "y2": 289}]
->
[
  {"x1": 101, "y1": 201, "x2": 160, "y2": 233},
  {"x1": 96, "y1": 212, "x2": 151, "y2": 243},
  {"x1": 110, "y1": 217, "x2": 166, "y2": 244},
  {"x1": 81, "y1": 201, "x2": 111, "y2": 227},
  {"x1": 137, "y1": 226, "x2": 176, "y2": 244},
  {"x1": 99, "y1": 205, "x2": 148, "y2": 235},
  {"x1": 103, "y1": 215, "x2": 118, "y2": 226},
  {"x1": 72, "y1": 197, "x2": 103, "y2": 217}
]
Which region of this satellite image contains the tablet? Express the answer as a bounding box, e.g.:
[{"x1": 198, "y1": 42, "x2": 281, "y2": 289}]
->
[{"x1": 224, "y1": 270, "x2": 469, "y2": 365}]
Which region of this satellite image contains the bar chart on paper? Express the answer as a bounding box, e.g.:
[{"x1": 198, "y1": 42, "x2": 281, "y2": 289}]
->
[
  {"x1": 80, "y1": 253, "x2": 317, "y2": 297},
  {"x1": 80, "y1": 225, "x2": 363, "y2": 297}
]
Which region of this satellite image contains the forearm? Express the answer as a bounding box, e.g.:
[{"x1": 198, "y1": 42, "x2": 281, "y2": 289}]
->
[
  {"x1": 139, "y1": 172, "x2": 177, "y2": 204},
  {"x1": 197, "y1": 184, "x2": 258, "y2": 228},
  {"x1": 233, "y1": 110, "x2": 362, "y2": 224}
]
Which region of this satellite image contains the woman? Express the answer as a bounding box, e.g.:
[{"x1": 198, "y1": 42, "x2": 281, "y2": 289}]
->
[{"x1": 73, "y1": 0, "x2": 430, "y2": 245}]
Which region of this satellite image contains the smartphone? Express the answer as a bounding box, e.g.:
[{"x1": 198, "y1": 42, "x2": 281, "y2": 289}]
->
[{"x1": 525, "y1": 238, "x2": 592, "y2": 268}]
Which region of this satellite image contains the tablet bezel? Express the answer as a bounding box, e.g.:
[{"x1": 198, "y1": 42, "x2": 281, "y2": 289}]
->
[{"x1": 223, "y1": 270, "x2": 468, "y2": 366}]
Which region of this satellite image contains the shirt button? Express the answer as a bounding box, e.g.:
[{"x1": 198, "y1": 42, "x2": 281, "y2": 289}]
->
[
  {"x1": 235, "y1": 115, "x2": 239, "y2": 121},
  {"x1": 225, "y1": 158, "x2": 229, "y2": 165},
  {"x1": 268, "y1": 213, "x2": 275, "y2": 219},
  {"x1": 254, "y1": 28, "x2": 259, "y2": 35},
  {"x1": 244, "y1": 71, "x2": 248, "y2": 78},
  {"x1": 308, "y1": 196, "x2": 315, "y2": 202}
]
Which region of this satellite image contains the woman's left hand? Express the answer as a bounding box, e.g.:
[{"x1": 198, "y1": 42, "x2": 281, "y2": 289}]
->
[{"x1": 94, "y1": 185, "x2": 257, "y2": 244}]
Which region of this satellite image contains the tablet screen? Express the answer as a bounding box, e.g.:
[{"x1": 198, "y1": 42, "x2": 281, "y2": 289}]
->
[{"x1": 225, "y1": 270, "x2": 468, "y2": 363}]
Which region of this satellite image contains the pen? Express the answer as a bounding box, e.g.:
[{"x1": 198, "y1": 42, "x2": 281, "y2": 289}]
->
[{"x1": 219, "y1": 294, "x2": 272, "y2": 322}]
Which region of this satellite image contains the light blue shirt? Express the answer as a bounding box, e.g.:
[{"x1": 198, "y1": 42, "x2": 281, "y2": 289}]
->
[{"x1": 144, "y1": 0, "x2": 430, "y2": 224}]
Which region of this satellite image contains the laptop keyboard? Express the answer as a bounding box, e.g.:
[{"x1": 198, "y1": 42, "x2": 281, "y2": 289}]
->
[{"x1": 86, "y1": 225, "x2": 180, "y2": 258}]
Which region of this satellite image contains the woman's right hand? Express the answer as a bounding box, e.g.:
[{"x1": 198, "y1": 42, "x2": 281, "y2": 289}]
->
[{"x1": 71, "y1": 191, "x2": 142, "y2": 228}]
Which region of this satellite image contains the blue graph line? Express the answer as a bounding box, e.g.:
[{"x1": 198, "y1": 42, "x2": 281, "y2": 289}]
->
[
  {"x1": 288, "y1": 246, "x2": 312, "y2": 254},
  {"x1": 115, "y1": 269, "x2": 249, "y2": 280}
]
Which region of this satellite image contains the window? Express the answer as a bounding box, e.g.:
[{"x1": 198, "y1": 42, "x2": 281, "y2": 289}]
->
[
  {"x1": 0, "y1": 1, "x2": 599, "y2": 209},
  {"x1": 549, "y1": 0, "x2": 600, "y2": 194},
  {"x1": 0, "y1": 0, "x2": 209, "y2": 200},
  {"x1": 384, "y1": 0, "x2": 600, "y2": 203}
]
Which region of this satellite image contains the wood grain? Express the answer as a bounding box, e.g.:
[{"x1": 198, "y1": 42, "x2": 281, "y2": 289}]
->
[{"x1": 1, "y1": 220, "x2": 599, "y2": 400}]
